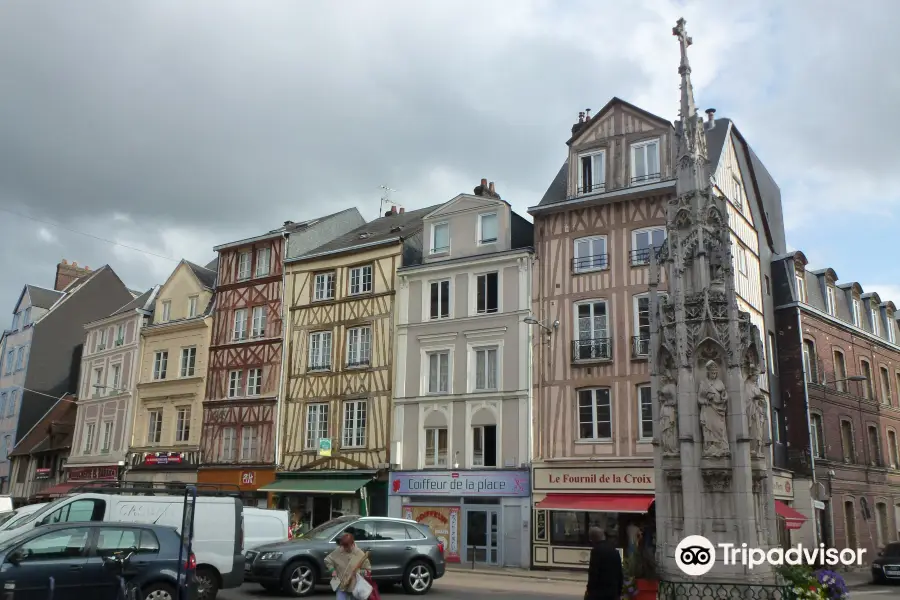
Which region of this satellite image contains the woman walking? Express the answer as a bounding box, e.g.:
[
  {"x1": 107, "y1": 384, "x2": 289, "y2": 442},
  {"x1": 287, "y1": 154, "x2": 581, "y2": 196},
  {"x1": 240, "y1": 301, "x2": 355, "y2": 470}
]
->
[{"x1": 325, "y1": 533, "x2": 373, "y2": 600}]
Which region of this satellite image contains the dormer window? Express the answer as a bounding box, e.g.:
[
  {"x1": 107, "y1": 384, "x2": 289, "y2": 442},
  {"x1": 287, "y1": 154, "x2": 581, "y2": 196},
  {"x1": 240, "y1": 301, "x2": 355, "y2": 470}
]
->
[
  {"x1": 889, "y1": 316, "x2": 897, "y2": 344},
  {"x1": 477, "y1": 213, "x2": 498, "y2": 245},
  {"x1": 852, "y1": 298, "x2": 862, "y2": 327},
  {"x1": 578, "y1": 150, "x2": 606, "y2": 195},
  {"x1": 631, "y1": 139, "x2": 660, "y2": 184},
  {"x1": 431, "y1": 222, "x2": 449, "y2": 254},
  {"x1": 871, "y1": 307, "x2": 880, "y2": 336},
  {"x1": 795, "y1": 272, "x2": 806, "y2": 303},
  {"x1": 825, "y1": 286, "x2": 836, "y2": 316}
]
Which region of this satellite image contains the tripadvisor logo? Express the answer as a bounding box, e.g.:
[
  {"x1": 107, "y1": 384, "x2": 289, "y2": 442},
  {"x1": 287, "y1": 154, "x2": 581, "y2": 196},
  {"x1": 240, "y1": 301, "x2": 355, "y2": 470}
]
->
[{"x1": 675, "y1": 535, "x2": 867, "y2": 576}]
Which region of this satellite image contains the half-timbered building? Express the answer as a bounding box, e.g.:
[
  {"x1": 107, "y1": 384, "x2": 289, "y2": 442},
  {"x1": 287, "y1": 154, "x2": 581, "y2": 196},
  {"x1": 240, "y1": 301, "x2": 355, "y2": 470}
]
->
[
  {"x1": 268, "y1": 205, "x2": 435, "y2": 526},
  {"x1": 199, "y1": 210, "x2": 363, "y2": 504},
  {"x1": 526, "y1": 98, "x2": 785, "y2": 569}
]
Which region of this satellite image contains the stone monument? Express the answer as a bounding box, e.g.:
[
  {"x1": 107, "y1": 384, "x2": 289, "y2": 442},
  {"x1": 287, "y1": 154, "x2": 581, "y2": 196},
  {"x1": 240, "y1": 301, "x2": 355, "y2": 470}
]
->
[{"x1": 648, "y1": 18, "x2": 779, "y2": 584}]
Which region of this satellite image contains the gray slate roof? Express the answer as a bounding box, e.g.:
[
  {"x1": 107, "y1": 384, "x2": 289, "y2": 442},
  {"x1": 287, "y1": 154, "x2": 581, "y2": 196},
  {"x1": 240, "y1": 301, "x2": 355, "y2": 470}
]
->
[
  {"x1": 185, "y1": 261, "x2": 217, "y2": 290},
  {"x1": 111, "y1": 287, "x2": 156, "y2": 317},
  {"x1": 537, "y1": 161, "x2": 569, "y2": 207},
  {"x1": 290, "y1": 205, "x2": 441, "y2": 261},
  {"x1": 26, "y1": 285, "x2": 63, "y2": 309}
]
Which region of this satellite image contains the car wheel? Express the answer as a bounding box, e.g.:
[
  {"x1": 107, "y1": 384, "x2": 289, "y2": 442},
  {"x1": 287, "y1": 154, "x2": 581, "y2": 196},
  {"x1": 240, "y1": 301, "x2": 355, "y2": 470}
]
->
[
  {"x1": 195, "y1": 567, "x2": 220, "y2": 600},
  {"x1": 403, "y1": 560, "x2": 433, "y2": 595},
  {"x1": 142, "y1": 583, "x2": 176, "y2": 600},
  {"x1": 282, "y1": 560, "x2": 317, "y2": 597}
]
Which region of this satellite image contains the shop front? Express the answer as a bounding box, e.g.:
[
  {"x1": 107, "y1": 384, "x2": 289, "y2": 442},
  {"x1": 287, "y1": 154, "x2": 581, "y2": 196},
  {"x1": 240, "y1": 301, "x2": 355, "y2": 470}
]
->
[
  {"x1": 260, "y1": 470, "x2": 387, "y2": 528},
  {"x1": 773, "y1": 471, "x2": 805, "y2": 548},
  {"x1": 197, "y1": 467, "x2": 276, "y2": 507},
  {"x1": 123, "y1": 451, "x2": 199, "y2": 486},
  {"x1": 387, "y1": 469, "x2": 531, "y2": 568},
  {"x1": 61, "y1": 464, "x2": 122, "y2": 494},
  {"x1": 531, "y1": 466, "x2": 655, "y2": 570}
]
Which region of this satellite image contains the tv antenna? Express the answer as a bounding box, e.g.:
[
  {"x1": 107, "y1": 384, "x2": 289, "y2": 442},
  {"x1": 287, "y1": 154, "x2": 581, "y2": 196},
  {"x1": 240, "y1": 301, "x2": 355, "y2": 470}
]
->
[{"x1": 379, "y1": 185, "x2": 400, "y2": 217}]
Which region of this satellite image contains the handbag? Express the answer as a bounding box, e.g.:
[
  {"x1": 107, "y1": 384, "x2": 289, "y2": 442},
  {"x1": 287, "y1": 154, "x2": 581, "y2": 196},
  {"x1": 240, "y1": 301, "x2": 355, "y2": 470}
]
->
[{"x1": 352, "y1": 573, "x2": 373, "y2": 600}]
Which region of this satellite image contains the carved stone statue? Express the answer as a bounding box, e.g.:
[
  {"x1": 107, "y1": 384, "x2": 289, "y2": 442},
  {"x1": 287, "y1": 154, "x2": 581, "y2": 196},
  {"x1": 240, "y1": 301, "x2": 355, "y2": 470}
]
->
[
  {"x1": 745, "y1": 365, "x2": 769, "y2": 457},
  {"x1": 658, "y1": 369, "x2": 679, "y2": 455},
  {"x1": 698, "y1": 360, "x2": 729, "y2": 457}
]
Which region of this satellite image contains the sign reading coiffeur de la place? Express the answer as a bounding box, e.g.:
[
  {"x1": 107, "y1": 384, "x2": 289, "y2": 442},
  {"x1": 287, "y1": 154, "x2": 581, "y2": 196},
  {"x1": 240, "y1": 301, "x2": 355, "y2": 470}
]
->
[
  {"x1": 532, "y1": 467, "x2": 654, "y2": 492},
  {"x1": 389, "y1": 470, "x2": 530, "y2": 497}
]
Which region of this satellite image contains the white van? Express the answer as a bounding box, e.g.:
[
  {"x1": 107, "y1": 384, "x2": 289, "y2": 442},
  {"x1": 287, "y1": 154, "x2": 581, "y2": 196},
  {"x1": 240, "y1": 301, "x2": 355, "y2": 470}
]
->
[
  {"x1": 0, "y1": 492, "x2": 243, "y2": 600},
  {"x1": 0, "y1": 502, "x2": 48, "y2": 532},
  {"x1": 243, "y1": 507, "x2": 289, "y2": 550}
]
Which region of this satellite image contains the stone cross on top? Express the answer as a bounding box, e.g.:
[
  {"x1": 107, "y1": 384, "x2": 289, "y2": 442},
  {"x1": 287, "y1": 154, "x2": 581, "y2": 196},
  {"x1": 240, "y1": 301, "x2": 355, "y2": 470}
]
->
[{"x1": 673, "y1": 18, "x2": 692, "y2": 74}]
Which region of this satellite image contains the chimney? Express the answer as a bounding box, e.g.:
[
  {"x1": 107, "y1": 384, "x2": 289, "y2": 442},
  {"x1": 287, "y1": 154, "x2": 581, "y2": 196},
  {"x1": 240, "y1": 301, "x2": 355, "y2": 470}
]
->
[
  {"x1": 399, "y1": 207, "x2": 405, "y2": 214},
  {"x1": 391, "y1": 205, "x2": 397, "y2": 214},
  {"x1": 572, "y1": 111, "x2": 587, "y2": 136},
  {"x1": 489, "y1": 182, "x2": 495, "y2": 195},
  {"x1": 283, "y1": 220, "x2": 293, "y2": 227},
  {"x1": 54, "y1": 259, "x2": 92, "y2": 291},
  {"x1": 578, "y1": 111, "x2": 585, "y2": 123},
  {"x1": 705, "y1": 108, "x2": 716, "y2": 125},
  {"x1": 585, "y1": 108, "x2": 591, "y2": 120}
]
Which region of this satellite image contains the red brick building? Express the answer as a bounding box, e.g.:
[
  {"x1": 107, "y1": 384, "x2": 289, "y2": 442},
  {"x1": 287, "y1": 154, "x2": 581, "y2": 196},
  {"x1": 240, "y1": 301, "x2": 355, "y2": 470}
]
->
[{"x1": 773, "y1": 250, "x2": 900, "y2": 558}]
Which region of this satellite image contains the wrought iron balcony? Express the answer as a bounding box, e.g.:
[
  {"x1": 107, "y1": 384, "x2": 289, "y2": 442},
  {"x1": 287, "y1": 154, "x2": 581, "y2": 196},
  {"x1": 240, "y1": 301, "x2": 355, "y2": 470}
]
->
[
  {"x1": 629, "y1": 246, "x2": 663, "y2": 266},
  {"x1": 572, "y1": 337, "x2": 612, "y2": 362},
  {"x1": 572, "y1": 254, "x2": 608, "y2": 273},
  {"x1": 347, "y1": 358, "x2": 371, "y2": 368},
  {"x1": 631, "y1": 335, "x2": 650, "y2": 358},
  {"x1": 308, "y1": 361, "x2": 331, "y2": 372},
  {"x1": 631, "y1": 172, "x2": 661, "y2": 185},
  {"x1": 577, "y1": 182, "x2": 605, "y2": 195},
  {"x1": 431, "y1": 245, "x2": 449, "y2": 254}
]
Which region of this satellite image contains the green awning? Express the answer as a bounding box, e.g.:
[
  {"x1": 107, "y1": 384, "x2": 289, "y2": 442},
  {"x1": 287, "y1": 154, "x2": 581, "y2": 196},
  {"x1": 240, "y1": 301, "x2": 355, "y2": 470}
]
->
[{"x1": 259, "y1": 477, "x2": 371, "y2": 494}]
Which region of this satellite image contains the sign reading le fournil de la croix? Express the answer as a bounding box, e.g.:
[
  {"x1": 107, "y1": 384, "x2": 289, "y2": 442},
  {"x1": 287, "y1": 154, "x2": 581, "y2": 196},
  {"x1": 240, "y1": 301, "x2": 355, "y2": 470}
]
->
[
  {"x1": 390, "y1": 470, "x2": 531, "y2": 497},
  {"x1": 533, "y1": 467, "x2": 654, "y2": 492}
]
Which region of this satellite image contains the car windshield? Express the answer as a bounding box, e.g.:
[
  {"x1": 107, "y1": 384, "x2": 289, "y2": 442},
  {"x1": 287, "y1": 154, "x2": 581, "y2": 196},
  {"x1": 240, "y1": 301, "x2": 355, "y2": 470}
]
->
[
  {"x1": 300, "y1": 516, "x2": 358, "y2": 540},
  {"x1": 5, "y1": 498, "x2": 66, "y2": 530},
  {"x1": 0, "y1": 512, "x2": 15, "y2": 527}
]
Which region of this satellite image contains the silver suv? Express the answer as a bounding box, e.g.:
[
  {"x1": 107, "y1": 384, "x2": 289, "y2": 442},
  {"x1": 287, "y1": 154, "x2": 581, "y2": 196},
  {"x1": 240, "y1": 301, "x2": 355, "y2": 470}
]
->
[{"x1": 245, "y1": 515, "x2": 446, "y2": 597}]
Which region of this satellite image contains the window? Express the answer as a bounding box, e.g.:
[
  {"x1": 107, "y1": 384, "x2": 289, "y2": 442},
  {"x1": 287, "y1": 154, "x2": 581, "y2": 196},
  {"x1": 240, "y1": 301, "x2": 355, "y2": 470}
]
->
[
  {"x1": 427, "y1": 351, "x2": 450, "y2": 394},
  {"x1": 16, "y1": 528, "x2": 90, "y2": 561},
  {"x1": 246, "y1": 368, "x2": 263, "y2": 396},
  {"x1": 40, "y1": 499, "x2": 105, "y2": 526},
  {"x1": 110, "y1": 364, "x2": 121, "y2": 392},
  {"x1": 221, "y1": 427, "x2": 236, "y2": 461},
  {"x1": 314, "y1": 272, "x2": 335, "y2": 301},
  {"x1": 840, "y1": 420, "x2": 855, "y2": 463},
  {"x1": 638, "y1": 385, "x2": 653, "y2": 440},
  {"x1": 342, "y1": 400, "x2": 367, "y2": 448},
  {"x1": 802, "y1": 340, "x2": 816, "y2": 383},
  {"x1": 871, "y1": 307, "x2": 881, "y2": 336},
  {"x1": 795, "y1": 272, "x2": 806, "y2": 303},
  {"x1": 737, "y1": 246, "x2": 748, "y2": 275},
  {"x1": 176, "y1": 407, "x2": 191, "y2": 442},
  {"x1": 7, "y1": 390, "x2": 16, "y2": 417},
  {"x1": 478, "y1": 213, "x2": 498, "y2": 244},
  {"x1": 161, "y1": 301, "x2": 171, "y2": 322},
  {"x1": 21, "y1": 308, "x2": 30, "y2": 326},
  {"x1": 349, "y1": 265, "x2": 373, "y2": 295},
  {"x1": 869, "y1": 425, "x2": 882, "y2": 466},
  {"x1": 228, "y1": 370, "x2": 242, "y2": 398},
  {"x1": 180, "y1": 347, "x2": 196, "y2": 378},
  {"x1": 767, "y1": 332, "x2": 777, "y2": 375},
  {"x1": 232, "y1": 308, "x2": 248, "y2": 341},
  {"x1": 82, "y1": 422, "x2": 95, "y2": 453},
  {"x1": 147, "y1": 410, "x2": 162, "y2": 444},
  {"x1": 308, "y1": 331, "x2": 333, "y2": 370},
  {"x1": 429, "y1": 280, "x2": 450, "y2": 319},
  {"x1": 843, "y1": 501, "x2": 858, "y2": 549},
  {"x1": 578, "y1": 150, "x2": 606, "y2": 194},
  {"x1": 833, "y1": 351, "x2": 847, "y2": 392},
  {"x1": 876, "y1": 502, "x2": 889, "y2": 548},
  {"x1": 475, "y1": 272, "x2": 499, "y2": 314},
  {"x1": 633, "y1": 296, "x2": 651, "y2": 357},
  {"x1": 346, "y1": 326, "x2": 371, "y2": 367},
  {"x1": 890, "y1": 321, "x2": 897, "y2": 344},
  {"x1": 730, "y1": 175, "x2": 744, "y2": 209},
  {"x1": 241, "y1": 426, "x2": 259, "y2": 462},
  {"x1": 631, "y1": 139, "x2": 660, "y2": 183},
  {"x1": 93, "y1": 367, "x2": 104, "y2": 397},
  {"x1": 424, "y1": 427, "x2": 448, "y2": 467},
  {"x1": 100, "y1": 421, "x2": 113, "y2": 453},
  {"x1": 573, "y1": 236, "x2": 607, "y2": 272},
  {"x1": 852, "y1": 298, "x2": 862, "y2": 327},
  {"x1": 575, "y1": 300, "x2": 610, "y2": 361},
  {"x1": 305, "y1": 404, "x2": 329, "y2": 450},
  {"x1": 888, "y1": 430, "x2": 899, "y2": 469},
  {"x1": 251, "y1": 306, "x2": 266, "y2": 338},
  {"x1": 431, "y1": 222, "x2": 450, "y2": 254},
  {"x1": 4, "y1": 351, "x2": 13, "y2": 374},
  {"x1": 255, "y1": 247, "x2": 271, "y2": 277},
  {"x1": 631, "y1": 228, "x2": 665, "y2": 266},
  {"x1": 237, "y1": 251, "x2": 251, "y2": 280},
  {"x1": 97, "y1": 329, "x2": 109, "y2": 352},
  {"x1": 188, "y1": 296, "x2": 198, "y2": 318},
  {"x1": 472, "y1": 425, "x2": 497, "y2": 467},
  {"x1": 115, "y1": 324, "x2": 125, "y2": 346},
  {"x1": 578, "y1": 388, "x2": 612, "y2": 440},
  {"x1": 375, "y1": 521, "x2": 413, "y2": 542},
  {"x1": 825, "y1": 286, "x2": 836, "y2": 316},
  {"x1": 861, "y1": 359, "x2": 874, "y2": 399},
  {"x1": 474, "y1": 347, "x2": 498, "y2": 390},
  {"x1": 811, "y1": 414, "x2": 825, "y2": 458},
  {"x1": 548, "y1": 512, "x2": 613, "y2": 547},
  {"x1": 152, "y1": 351, "x2": 168, "y2": 380},
  {"x1": 765, "y1": 275, "x2": 771, "y2": 295},
  {"x1": 772, "y1": 408, "x2": 781, "y2": 443},
  {"x1": 10, "y1": 313, "x2": 18, "y2": 331},
  {"x1": 881, "y1": 367, "x2": 892, "y2": 406},
  {"x1": 0, "y1": 393, "x2": 6, "y2": 417},
  {"x1": 96, "y1": 528, "x2": 160, "y2": 557},
  {"x1": 15, "y1": 347, "x2": 25, "y2": 370}
]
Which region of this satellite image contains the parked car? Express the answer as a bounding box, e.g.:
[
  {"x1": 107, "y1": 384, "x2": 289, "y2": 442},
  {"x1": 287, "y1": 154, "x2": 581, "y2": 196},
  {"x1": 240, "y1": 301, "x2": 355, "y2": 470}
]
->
[
  {"x1": 244, "y1": 507, "x2": 290, "y2": 550},
  {"x1": 0, "y1": 491, "x2": 243, "y2": 600},
  {"x1": 0, "y1": 502, "x2": 49, "y2": 532},
  {"x1": 0, "y1": 521, "x2": 197, "y2": 600},
  {"x1": 246, "y1": 515, "x2": 445, "y2": 597},
  {"x1": 872, "y1": 541, "x2": 900, "y2": 583}
]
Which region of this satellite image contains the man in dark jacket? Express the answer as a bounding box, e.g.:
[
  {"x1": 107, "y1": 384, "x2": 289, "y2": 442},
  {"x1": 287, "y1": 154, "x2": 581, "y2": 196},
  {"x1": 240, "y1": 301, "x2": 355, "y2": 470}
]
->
[{"x1": 585, "y1": 527, "x2": 624, "y2": 600}]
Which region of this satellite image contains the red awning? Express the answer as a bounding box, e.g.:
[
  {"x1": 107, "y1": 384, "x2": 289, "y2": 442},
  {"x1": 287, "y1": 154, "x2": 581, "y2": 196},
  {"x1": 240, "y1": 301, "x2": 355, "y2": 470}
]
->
[
  {"x1": 536, "y1": 494, "x2": 654, "y2": 513},
  {"x1": 775, "y1": 500, "x2": 807, "y2": 530},
  {"x1": 34, "y1": 482, "x2": 77, "y2": 499}
]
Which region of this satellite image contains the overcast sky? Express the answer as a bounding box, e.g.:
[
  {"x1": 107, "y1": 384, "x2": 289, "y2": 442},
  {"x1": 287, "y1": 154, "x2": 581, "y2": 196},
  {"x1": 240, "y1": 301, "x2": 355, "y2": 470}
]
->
[{"x1": 1, "y1": 0, "x2": 898, "y2": 316}]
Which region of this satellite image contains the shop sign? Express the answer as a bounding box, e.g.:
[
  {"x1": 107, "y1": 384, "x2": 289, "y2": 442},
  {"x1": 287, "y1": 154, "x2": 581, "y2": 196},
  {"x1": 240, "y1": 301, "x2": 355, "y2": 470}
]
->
[
  {"x1": 144, "y1": 453, "x2": 183, "y2": 466},
  {"x1": 318, "y1": 439, "x2": 332, "y2": 457},
  {"x1": 35, "y1": 468, "x2": 51, "y2": 480},
  {"x1": 67, "y1": 465, "x2": 119, "y2": 481},
  {"x1": 241, "y1": 472, "x2": 255, "y2": 486},
  {"x1": 532, "y1": 467, "x2": 654, "y2": 492},
  {"x1": 773, "y1": 475, "x2": 793, "y2": 499},
  {"x1": 390, "y1": 470, "x2": 530, "y2": 497},
  {"x1": 403, "y1": 506, "x2": 460, "y2": 563}
]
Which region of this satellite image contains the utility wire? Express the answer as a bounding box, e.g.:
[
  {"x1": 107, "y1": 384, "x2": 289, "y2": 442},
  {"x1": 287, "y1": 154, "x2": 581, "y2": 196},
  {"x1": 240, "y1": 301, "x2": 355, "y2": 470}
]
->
[
  {"x1": 17, "y1": 387, "x2": 78, "y2": 403},
  {"x1": 0, "y1": 206, "x2": 179, "y2": 263}
]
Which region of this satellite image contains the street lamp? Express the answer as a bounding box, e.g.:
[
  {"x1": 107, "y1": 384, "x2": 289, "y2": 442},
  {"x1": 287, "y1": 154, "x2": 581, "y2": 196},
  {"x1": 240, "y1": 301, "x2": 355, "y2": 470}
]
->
[{"x1": 523, "y1": 316, "x2": 559, "y2": 334}]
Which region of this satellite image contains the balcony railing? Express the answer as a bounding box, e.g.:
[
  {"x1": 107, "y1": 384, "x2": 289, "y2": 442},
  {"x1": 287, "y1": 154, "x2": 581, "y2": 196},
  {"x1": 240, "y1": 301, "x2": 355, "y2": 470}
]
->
[
  {"x1": 631, "y1": 172, "x2": 661, "y2": 185},
  {"x1": 572, "y1": 337, "x2": 612, "y2": 362},
  {"x1": 347, "y1": 358, "x2": 371, "y2": 368},
  {"x1": 631, "y1": 335, "x2": 650, "y2": 358},
  {"x1": 431, "y1": 245, "x2": 450, "y2": 254},
  {"x1": 629, "y1": 246, "x2": 663, "y2": 266},
  {"x1": 572, "y1": 254, "x2": 608, "y2": 273},
  {"x1": 308, "y1": 362, "x2": 331, "y2": 372},
  {"x1": 577, "y1": 182, "x2": 605, "y2": 195}
]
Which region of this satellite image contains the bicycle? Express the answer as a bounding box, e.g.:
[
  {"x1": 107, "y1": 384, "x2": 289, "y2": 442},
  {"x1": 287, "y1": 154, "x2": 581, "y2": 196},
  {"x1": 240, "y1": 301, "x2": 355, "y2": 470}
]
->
[{"x1": 104, "y1": 549, "x2": 142, "y2": 600}]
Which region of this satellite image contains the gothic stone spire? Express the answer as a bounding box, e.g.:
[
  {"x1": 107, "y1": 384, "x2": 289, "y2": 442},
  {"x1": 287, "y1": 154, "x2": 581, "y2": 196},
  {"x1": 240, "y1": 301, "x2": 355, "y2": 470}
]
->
[{"x1": 673, "y1": 18, "x2": 710, "y2": 197}]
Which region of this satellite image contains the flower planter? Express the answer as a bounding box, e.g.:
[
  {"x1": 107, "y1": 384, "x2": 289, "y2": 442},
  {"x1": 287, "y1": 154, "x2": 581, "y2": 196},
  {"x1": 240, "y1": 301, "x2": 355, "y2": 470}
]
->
[{"x1": 636, "y1": 579, "x2": 659, "y2": 600}]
